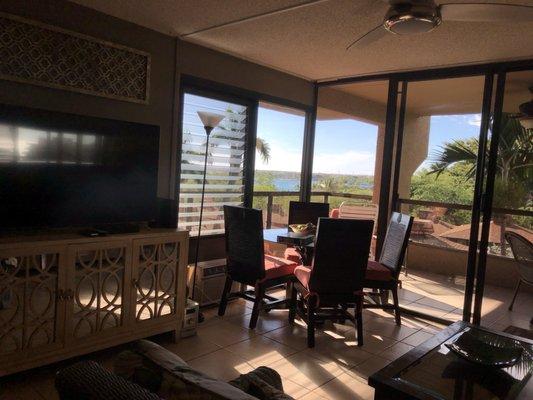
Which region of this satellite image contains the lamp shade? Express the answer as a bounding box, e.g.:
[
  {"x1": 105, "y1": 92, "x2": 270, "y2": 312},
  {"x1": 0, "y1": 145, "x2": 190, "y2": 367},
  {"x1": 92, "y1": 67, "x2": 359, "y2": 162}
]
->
[{"x1": 197, "y1": 111, "x2": 225, "y2": 129}]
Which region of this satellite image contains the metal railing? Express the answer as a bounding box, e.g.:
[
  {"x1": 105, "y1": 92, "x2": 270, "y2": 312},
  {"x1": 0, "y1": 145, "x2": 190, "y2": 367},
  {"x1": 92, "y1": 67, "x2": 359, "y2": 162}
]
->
[
  {"x1": 252, "y1": 191, "x2": 373, "y2": 228},
  {"x1": 397, "y1": 198, "x2": 533, "y2": 257}
]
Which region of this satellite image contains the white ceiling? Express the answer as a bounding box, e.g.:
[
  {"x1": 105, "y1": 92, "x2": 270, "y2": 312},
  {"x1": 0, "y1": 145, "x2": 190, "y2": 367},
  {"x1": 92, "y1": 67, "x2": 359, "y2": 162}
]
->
[{"x1": 71, "y1": 0, "x2": 533, "y2": 81}]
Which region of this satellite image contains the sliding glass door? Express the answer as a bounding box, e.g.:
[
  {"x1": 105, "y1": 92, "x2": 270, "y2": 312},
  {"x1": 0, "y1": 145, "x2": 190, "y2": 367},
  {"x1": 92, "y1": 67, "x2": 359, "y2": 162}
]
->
[
  {"x1": 393, "y1": 75, "x2": 487, "y2": 322},
  {"x1": 477, "y1": 69, "x2": 533, "y2": 327}
]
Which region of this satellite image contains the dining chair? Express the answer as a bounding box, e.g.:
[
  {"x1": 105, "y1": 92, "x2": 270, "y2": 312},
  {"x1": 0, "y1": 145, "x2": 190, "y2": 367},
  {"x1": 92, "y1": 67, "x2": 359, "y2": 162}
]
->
[
  {"x1": 284, "y1": 201, "x2": 329, "y2": 264},
  {"x1": 289, "y1": 218, "x2": 374, "y2": 347},
  {"x1": 331, "y1": 201, "x2": 379, "y2": 257},
  {"x1": 363, "y1": 212, "x2": 413, "y2": 325},
  {"x1": 504, "y1": 231, "x2": 533, "y2": 311},
  {"x1": 219, "y1": 205, "x2": 299, "y2": 329}
]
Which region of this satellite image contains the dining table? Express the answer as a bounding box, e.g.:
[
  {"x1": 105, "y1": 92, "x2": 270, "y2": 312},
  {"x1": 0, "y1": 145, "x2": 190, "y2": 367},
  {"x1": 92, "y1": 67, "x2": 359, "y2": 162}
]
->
[{"x1": 263, "y1": 228, "x2": 315, "y2": 265}]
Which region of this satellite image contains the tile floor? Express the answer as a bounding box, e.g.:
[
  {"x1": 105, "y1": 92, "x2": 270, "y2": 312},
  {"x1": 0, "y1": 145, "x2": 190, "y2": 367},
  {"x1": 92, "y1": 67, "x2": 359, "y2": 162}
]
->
[{"x1": 1, "y1": 270, "x2": 531, "y2": 400}]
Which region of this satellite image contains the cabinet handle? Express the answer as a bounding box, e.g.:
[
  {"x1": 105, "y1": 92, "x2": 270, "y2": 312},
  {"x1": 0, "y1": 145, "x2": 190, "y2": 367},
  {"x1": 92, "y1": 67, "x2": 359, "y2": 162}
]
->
[
  {"x1": 57, "y1": 289, "x2": 65, "y2": 301},
  {"x1": 132, "y1": 278, "x2": 141, "y2": 290}
]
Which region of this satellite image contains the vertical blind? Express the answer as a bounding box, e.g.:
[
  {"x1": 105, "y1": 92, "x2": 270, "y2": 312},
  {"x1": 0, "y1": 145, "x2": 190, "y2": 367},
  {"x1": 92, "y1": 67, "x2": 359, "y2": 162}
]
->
[{"x1": 178, "y1": 93, "x2": 248, "y2": 236}]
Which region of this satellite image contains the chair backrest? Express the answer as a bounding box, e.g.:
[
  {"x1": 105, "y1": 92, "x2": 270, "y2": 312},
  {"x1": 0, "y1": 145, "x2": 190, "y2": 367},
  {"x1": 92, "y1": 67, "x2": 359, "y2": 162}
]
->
[
  {"x1": 338, "y1": 202, "x2": 378, "y2": 224},
  {"x1": 505, "y1": 231, "x2": 533, "y2": 283},
  {"x1": 309, "y1": 218, "x2": 373, "y2": 300},
  {"x1": 288, "y1": 201, "x2": 330, "y2": 226},
  {"x1": 223, "y1": 205, "x2": 265, "y2": 284},
  {"x1": 378, "y1": 212, "x2": 414, "y2": 277}
]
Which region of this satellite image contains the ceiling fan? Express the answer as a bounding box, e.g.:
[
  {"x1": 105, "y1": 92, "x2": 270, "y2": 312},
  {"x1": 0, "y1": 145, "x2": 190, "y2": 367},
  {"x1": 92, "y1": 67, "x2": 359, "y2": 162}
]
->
[{"x1": 347, "y1": 0, "x2": 533, "y2": 50}]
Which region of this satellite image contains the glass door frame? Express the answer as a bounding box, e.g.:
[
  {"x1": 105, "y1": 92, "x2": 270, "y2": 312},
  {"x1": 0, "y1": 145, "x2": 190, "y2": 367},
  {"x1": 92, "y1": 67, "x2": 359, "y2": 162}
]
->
[
  {"x1": 314, "y1": 59, "x2": 533, "y2": 325},
  {"x1": 389, "y1": 74, "x2": 494, "y2": 324}
]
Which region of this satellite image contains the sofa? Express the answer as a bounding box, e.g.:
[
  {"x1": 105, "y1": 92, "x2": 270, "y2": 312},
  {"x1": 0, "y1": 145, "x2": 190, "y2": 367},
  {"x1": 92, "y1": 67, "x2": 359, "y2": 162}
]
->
[{"x1": 55, "y1": 340, "x2": 293, "y2": 400}]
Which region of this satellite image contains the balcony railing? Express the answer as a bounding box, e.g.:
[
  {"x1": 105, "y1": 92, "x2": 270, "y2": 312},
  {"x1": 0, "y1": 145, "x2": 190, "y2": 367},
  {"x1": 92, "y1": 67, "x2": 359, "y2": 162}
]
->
[
  {"x1": 251, "y1": 191, "x2": 532, "y2": 258},
  {"x1": 397, "y1": 198, "x2": 533, "y2": 257},
  {"x1": 252, "y1": 191, "x2": 373, "y2": 228}
]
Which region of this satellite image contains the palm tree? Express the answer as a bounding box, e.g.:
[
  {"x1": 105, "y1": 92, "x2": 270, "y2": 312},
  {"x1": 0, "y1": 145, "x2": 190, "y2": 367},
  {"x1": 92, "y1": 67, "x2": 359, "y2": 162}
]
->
[
  {"x1": 429, "y1": 113, "x2": 532, "y2": 254},
  {"x1": 256, "y1": 137, "x2": 271, "y2": 163}
]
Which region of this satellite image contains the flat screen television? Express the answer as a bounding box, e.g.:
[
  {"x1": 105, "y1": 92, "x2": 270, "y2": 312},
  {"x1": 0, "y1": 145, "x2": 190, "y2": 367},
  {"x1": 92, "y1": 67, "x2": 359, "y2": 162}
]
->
[{"x1": 0, "y1": 104, "x2": 160, "y2": 231}]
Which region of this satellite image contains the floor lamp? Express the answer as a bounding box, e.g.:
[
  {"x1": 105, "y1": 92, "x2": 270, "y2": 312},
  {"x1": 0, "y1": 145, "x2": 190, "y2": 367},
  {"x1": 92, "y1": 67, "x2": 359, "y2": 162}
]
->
[{"x1": 191, "y1": 111, "x2": 225, "y2": 321}]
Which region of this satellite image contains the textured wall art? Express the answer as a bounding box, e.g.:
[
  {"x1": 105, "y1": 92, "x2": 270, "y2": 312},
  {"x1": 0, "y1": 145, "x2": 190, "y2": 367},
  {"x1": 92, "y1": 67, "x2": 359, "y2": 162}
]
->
[{"x1": 0, "y1": 12, "x2": 151, "y2": 104}]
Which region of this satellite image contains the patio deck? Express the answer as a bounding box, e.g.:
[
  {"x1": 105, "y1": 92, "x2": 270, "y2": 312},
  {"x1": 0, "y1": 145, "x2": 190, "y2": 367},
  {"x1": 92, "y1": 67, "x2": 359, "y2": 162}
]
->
[{"x1": 2, "y1": 270, "x2": 530, "y2": 400}]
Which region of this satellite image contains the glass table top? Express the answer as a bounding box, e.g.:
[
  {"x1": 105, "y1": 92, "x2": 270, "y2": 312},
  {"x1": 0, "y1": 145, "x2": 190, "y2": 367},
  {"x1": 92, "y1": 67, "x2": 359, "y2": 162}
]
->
[{"x1": 394, "y1": 327, "x2": 533, "y2": 400}]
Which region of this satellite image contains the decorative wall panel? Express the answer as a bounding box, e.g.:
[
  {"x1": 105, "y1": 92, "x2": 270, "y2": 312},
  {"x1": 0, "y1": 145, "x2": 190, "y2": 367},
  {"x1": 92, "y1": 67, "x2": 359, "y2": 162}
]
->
[
  {"x1": 0, "y1": 13, "x2": 150, "y2": 104},
  {"x1": 71, "y1": 245, "x2": 127, "y2": 340},
  {"x1": 134, "y1": 241, "x2": 179, "y2": 321},
  {"x1": 0, "y1": 251, "x2": 59, "y2": 355}
]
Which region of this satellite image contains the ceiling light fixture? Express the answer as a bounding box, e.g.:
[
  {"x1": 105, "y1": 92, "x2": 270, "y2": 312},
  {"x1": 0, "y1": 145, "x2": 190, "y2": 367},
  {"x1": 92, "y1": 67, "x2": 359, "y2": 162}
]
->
[{"x1": 383, "y1": 2, "x2": 442, "y2": 35}]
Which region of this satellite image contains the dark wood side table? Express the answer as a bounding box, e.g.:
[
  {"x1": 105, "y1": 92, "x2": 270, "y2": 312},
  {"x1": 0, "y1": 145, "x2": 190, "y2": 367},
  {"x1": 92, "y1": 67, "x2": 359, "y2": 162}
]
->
[{"x1": 369, "y1": 321, "x2": 533, "y2": 400}]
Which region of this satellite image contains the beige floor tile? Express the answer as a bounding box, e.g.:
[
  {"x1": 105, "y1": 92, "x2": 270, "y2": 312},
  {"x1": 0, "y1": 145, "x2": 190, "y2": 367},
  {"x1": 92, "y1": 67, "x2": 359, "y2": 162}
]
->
[
  {"x1": 379, "y1": 341, "x2": 414, "y2": 361},
  {"x1": 225, "y1": 335, "x2": 298, "y2": 367},
  {"x1": 196, "y1": 320, "x2": 255, "y2": 347},
  {"x1": 349, "y1": 355, "x2": 390, "y2": 380},
  {"x1": 313, "y1": 370, "x2": 374, "y2": 400},
  {"x1": 187, "y1": 348, "x2": 254, "y2": 382},
  {"x1": 313, "y1": 320, "x2": 397, "y2": 356},
  {"x1": 227, "y1": 309, "x2": 289, "y2": 334},
  {"x1": 269, "y1": 351, "x2": 345, "y2": 390},
  {"x1": 363, "y1": 317, "x2": 420, "y2": 341},
  {"x1": 264, "y1": 321, "x2": 326, "y2": 351},
  {"x1": 162, "y1": 333, "x2": 222, "y2": 361},
  {"x1": 396, "y1": 287, "x2": 425, "y2": 303},
  {"x1": 306, "y1": 336, "x2": 374, "y2": 369},
  {"x1": 298, "y1": 390, "x2": 329, "y2": 400},
  {"x1": 400, "y1": 302, "x2": 450, "y2": 318},
  {"x1": 280, "y1": 377, "x2": 311, "y2": 399},
  {"x1": 401, "y1": 330, "x2": 434, "y2": 347},
  {"x1": 414, "y1": 296, "x2": 459, "y2": 312},
  {"x1": 201, "y1": 300, "x2": 252, "y2": 326},
  {"x1": 356, "y1": 332, "x2": 398, "y2": 355}
]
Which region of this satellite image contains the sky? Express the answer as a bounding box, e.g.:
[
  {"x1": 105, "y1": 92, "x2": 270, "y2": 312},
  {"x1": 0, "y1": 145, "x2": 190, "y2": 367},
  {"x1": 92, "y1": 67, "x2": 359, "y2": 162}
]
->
[
  {"x1": 256, "y1": 104, "x2": 481, "y2": 176},
  {"x1": 184, "y1": 93, "x2": 481, "y2": 177},
  {"x1": 256, "y1": 106, "x2": 378, "y2": 175}
]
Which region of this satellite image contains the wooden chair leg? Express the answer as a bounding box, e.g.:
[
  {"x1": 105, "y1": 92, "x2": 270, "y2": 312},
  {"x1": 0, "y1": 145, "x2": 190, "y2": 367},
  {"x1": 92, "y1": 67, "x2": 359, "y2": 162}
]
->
[
  {"x1": 392, "y1": 286, "x2": 401, "y2": 326},
  {"x1": 379, "y1": 289, "x2": 389, "y2": 306},
  {"x1": 288, "y1": 283, "x2": 297, "y2": 324},
  {"x1": 338, "y1": 303, "x2": 348, "y2": 324},
  {"x1": 249, "y1": 283, "x2": 265, "y2": 329},
  {"x1": 509, "y1": 279, "x2": 522, "y2": 311},
  {"x1": 307, "y1": 299, "x2": 316, "y2": 348},
  {"x1": 355, "y1": 296, "x2": 364, "y2": 347},
  {"x1": 218, "y1": 276, "x2": 233, "y2": 316}
]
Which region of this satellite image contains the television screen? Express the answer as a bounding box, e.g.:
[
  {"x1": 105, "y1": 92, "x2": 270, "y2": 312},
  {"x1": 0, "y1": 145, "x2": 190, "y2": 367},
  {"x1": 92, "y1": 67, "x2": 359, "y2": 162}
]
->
[{"x1": 0, "y1": 105, "x2": 160, "y2": 231}]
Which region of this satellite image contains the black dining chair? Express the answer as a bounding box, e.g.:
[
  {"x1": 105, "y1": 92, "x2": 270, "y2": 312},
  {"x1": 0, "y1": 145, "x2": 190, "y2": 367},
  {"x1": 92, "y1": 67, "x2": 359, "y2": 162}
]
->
[
  {"x1": 284, "y1": 201, "x2": 329, "y2": 264},
  {"x1": 219, "y1": 205, "x2": 299, "y2": 329},
  {"x1": 289, "y1": 218, "x2": 374, "y2": 347},
  {"x1": 363, "y1": 212, "x2": 413, "y2": 325}
]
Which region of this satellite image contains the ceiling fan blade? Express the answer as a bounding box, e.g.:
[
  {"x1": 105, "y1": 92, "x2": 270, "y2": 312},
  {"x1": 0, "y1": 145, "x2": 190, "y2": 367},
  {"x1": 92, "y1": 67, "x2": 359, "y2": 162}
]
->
[
  {"x1": 440, "y1": 3, "x2": 533, "y2": 22},
  {"x1": 346, "y1": 24, "x2": 388, "y2": 51}
]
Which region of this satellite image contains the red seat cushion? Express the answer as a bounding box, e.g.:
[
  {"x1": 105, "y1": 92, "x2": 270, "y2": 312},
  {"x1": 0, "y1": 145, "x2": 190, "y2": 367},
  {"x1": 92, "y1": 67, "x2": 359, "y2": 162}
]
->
[
  {"x1": 263, "y1": 255, "x2": 298, "y2": 280},
  {"x1": 283, "y1": 247, "x2": 301, "y2": 263},
  {"x1": 294, "y1": 265, "x2": 312, "y2": 290},
  {"x1": 365, "y1": 260, "x2": 393, "y2": 281}
]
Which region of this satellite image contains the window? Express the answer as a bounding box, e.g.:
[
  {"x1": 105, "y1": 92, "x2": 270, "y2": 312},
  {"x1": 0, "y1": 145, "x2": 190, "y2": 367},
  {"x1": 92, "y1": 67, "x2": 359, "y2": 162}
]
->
[
  {"x1": 177, "y1": 91, "x2": 250, "y2": 236},
  {"x1": 312, "y1": 81, "x2": 387, "y2": 210},
  {"x1": 253, "y1": 102, "x2": 306, "y2": 227}
]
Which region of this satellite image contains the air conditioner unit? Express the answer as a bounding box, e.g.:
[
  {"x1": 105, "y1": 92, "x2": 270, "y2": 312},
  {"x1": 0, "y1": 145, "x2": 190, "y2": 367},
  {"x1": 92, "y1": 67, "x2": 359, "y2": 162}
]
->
[{"x1": 187, "y1": 258, "x2": 240, "y2": 307}]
